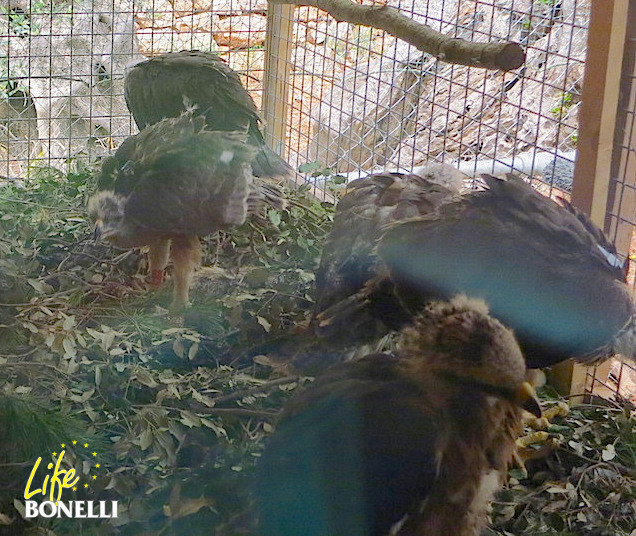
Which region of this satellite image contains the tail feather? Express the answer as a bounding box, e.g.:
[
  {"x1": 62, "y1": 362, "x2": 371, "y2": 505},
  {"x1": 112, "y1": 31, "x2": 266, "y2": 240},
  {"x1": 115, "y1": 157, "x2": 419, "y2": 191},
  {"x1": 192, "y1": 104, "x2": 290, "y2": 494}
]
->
[
  {"x1": 247, "y1": 180, "x2": 287, "y2": 216},
  {"x1": 251, "y1": 145, "x2": 293, "y2": 179},
  {"x1": 247, "y1": 323, "x2": 385, "y2": 375},
  {"x1": 312, "y1": 273, "x2": 412, "y2": 345}
]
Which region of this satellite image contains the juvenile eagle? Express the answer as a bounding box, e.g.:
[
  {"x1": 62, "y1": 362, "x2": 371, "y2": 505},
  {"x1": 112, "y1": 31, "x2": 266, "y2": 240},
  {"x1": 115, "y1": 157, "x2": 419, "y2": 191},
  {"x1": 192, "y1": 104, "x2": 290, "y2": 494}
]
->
[
  {"x1": 315, "y1": 173, "x2": 636, "y2": 368},
  {"x1": 257, "y1": 296, "x2": 541, "y2": 536},
  {"x1": 313, "y1": 165, "x2": 464, "y2": 330},
  {"x1": 266, "y1": 166, "x2": 463, "y2": 373},
  {"x1": 88, "y1": 111, "x2": 285, "y2": 310},
  {"x1": 124, "y1": 50, "x2": 291, "y2": 179}
]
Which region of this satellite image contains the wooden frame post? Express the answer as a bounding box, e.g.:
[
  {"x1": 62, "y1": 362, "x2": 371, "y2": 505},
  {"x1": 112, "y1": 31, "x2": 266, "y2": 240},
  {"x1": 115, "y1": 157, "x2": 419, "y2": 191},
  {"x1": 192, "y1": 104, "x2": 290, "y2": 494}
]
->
[
  {"x1": 550, "y1": 0, "x2": 630, "y2": 400},
  {"x1": 606, "y1": 3, "x2": 636, "y2": 257},
  {"x1": 263, "y1": 3, "x2": 295, "y2": 157}
]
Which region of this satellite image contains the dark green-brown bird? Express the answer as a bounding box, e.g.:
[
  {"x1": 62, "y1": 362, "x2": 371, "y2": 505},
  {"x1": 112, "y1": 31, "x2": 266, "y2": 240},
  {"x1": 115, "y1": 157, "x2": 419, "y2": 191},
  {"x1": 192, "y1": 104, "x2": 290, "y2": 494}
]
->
[
  {"x1": 88, "y1": 110, "x2": 285, "y2": 309},
  {"x1": 124, "y1": 50, "x2": 291, "y2": 179},
  {"x1": 257, "y1": 295, "x2": 541, "y2": 536}
]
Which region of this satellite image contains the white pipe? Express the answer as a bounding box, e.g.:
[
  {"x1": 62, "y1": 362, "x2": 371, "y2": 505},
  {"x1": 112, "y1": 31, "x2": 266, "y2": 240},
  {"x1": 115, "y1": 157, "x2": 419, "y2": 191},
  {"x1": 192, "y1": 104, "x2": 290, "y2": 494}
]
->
[
  {"x1": 306, "y1": 150, "x2": 577, "y2": 185},
  {"x1": 448, "y1": 150, "x2": 577, "y2": 178}
]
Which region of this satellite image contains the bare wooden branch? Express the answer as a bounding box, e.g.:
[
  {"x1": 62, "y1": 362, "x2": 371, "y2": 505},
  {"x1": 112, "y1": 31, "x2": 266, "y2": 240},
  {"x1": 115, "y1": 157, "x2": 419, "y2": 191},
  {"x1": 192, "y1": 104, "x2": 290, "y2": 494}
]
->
[{"x1": 269, "y1": 0, "x2": 525, "y2": 71}]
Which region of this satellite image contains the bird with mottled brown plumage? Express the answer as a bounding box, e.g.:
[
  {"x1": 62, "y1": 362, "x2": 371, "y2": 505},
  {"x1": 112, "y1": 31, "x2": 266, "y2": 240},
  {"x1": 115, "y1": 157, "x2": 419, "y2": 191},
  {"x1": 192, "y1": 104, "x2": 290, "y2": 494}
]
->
[
  {"x1": 257, "y1": 295, "x2": 541, "y2": 536},
  {"x1": 261, "y1": 165, "x2": 464, "y2": 373},
  {"x1": 314, "y1": 173, "x2": 636, "y2": 369},
  {"x1": 88, "y1": 110, "x2": 285, "y2": 310},
  {"x1": 312, "y1": 165, "x2": 464, "y2": 331}
]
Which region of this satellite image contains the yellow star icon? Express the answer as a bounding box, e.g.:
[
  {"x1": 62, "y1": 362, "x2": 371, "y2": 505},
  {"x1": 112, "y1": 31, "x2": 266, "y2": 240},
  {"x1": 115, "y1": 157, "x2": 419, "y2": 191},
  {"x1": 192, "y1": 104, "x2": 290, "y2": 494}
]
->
[
  {"x1": 52, "y1": 452, "x2": 57, "y2": 457},
  {"x1": 73, "y1": 487, "x2": 77, "y2": 492},
  {"x1": 92, "y1": 475, "x2": 97, "y2": 480},
  {"x1": 84, "y1": 483, "x2": 89, "y2": 488},
  {"x1": 84, "y1": 443, "x2": 88, "y2": 448},
  {"x1": 73, "y1": 440, "x2": 77, "y2": 445},
  {"x1": 61, "y1": 444, "x2": 65, "y2": 448},
  {"x1": 92, "y1": 452, "x2": 97, "y2": 457},
  {"x1": 96, "y1": 463, "x2": 100, "y2": 468}
]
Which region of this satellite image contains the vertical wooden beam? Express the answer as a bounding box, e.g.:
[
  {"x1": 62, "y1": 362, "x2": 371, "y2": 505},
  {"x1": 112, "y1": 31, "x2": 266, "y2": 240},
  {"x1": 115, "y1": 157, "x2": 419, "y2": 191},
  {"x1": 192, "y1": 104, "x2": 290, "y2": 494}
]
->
[
  {"x1": 263, "y1": 4, "x2": 295, "y2": 157},
  {"x1": 551, "y1": 0, "x2": 630, "y2": 400},
  {"x1": 606, "y1": 3, "x2": 636, "y2": 256},
  {"x1": 571, "y1": 0, "x2": 629, "y2": 221}
]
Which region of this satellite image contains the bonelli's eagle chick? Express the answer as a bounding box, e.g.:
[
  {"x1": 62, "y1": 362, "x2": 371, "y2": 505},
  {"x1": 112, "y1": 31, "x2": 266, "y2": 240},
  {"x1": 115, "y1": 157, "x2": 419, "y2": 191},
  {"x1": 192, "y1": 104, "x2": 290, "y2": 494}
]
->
[
  {"x1": 315, "y1": 173, "x2": 635, "y2": 369},
  {"x1": 88, "y1": 111, "x2": 285, "y2": 310},
  {"x1": 257, "y1": 295, "x2": 541, "y2": 536},
  {"x1": 124, "y1": 50, "x2": 291, "y2": 179},
  {"x1": 268, "y1": 166, "x2": 464, "y2": 374}
]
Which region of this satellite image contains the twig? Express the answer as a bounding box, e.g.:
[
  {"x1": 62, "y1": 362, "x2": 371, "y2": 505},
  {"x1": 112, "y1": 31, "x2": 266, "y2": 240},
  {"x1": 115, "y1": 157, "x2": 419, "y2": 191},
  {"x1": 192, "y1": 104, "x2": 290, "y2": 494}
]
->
[
  {"x1": 0, "y1": 196, "x2": 78, "y2": 211},
  {"x1": 0, "y1": 348, "x2": 38, "y2": 358},
  {"x1": 269, "y1": 0, "x2": 525, "y2": 71},
  {"x1": 209, "y1": 376, "x2": 300, "y2": 405},
  {"x1": 0, "y1": 361, "x2": 70, "y2": 378},
  {"x1": 566, "y1": 449, "x2": 636, "y2": 479},
  {"x1": 135, "y1": 405, "x2": 277, "y2": 419}
]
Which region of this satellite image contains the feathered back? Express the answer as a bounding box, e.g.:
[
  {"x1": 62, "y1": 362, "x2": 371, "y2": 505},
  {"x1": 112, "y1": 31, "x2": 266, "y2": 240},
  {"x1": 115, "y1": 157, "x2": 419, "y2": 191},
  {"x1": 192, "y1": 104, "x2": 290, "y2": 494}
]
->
[
  {"x1": 125, "y1": 51, "x2": 260, "y2": 132},
  {"x1": 124, "y1": 50, "x2": 291, "y2": 178},
  {"x1": 379, "y1": 174, "x2": 635, "y2": 366},
  {"x1": 313, "y1": 167, "x2": 463, "y2": 323},
  {"x1": 96, "y1": 111, "x2": 259, "y2": 236}
]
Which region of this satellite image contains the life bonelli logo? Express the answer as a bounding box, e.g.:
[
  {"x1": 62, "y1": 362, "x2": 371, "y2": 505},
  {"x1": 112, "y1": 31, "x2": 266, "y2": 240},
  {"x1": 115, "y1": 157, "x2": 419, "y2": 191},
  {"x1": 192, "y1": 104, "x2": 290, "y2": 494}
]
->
[{"x1": 22, "y1": 439, "x2": 117, "y2": 519}]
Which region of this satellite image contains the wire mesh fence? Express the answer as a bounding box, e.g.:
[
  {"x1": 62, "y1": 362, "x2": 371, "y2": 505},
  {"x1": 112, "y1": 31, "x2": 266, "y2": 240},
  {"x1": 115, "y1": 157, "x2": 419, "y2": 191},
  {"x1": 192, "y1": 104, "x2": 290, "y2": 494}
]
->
[
  {"x1": 0, "y1": 0, "x2": 634, "y2": 402},
  {"x1": 281, "y1": 0, "x2": 586, "y2": 197}
]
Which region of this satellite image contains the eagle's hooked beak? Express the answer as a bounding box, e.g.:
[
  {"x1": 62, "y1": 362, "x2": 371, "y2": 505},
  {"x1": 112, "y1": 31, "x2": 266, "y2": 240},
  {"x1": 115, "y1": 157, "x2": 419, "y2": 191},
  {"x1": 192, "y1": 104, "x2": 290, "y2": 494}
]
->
[
  {"x1": 514, "y1": 381, "x2": 542, "y2": 418},
  {"x1": 93, "y1": 219, "x2": 104, "y2": 241}
]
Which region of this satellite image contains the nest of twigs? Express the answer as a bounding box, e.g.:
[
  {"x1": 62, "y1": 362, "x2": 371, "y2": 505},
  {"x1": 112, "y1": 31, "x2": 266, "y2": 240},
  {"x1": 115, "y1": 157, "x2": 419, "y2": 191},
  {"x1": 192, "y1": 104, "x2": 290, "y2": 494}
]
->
[{"x1": 0, "y1": 165, "x2": 633, "y2": 536}]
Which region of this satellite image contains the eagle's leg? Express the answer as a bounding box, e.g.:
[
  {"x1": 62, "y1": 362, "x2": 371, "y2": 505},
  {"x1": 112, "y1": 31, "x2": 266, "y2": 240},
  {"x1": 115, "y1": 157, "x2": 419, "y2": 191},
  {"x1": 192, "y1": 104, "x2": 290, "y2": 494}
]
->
[
  {"x1": 147, "y1": 238, "x2": 170, "y2": 286},
  {"x1": 170, "y1": 235, "x2": 201, "y2": 310}
]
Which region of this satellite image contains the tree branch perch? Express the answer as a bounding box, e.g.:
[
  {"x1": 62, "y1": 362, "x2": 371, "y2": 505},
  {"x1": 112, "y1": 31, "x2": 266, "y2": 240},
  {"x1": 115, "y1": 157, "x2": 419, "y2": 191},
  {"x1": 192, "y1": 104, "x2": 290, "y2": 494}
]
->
[{"x1": 269, "y1": 0, "x2": 525, "y2": 71}]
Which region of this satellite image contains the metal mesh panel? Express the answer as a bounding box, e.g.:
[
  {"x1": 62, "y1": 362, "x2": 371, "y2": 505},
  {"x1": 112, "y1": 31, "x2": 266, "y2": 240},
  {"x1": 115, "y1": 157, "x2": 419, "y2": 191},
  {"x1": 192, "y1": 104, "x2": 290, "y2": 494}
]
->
[
  {"x1": 0, "y1": 0, "x2": 269, "y2": 176},
  {"x1": 283, "y1": 0, "x2": 586, "y2": 196}
]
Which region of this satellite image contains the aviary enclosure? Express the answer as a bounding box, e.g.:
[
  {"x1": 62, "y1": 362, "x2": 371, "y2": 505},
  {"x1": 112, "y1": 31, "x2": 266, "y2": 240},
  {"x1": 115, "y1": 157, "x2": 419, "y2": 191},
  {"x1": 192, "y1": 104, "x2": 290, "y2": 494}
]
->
[{"x1": 0, "y1": 0, "x2": 635, "y2": 534}]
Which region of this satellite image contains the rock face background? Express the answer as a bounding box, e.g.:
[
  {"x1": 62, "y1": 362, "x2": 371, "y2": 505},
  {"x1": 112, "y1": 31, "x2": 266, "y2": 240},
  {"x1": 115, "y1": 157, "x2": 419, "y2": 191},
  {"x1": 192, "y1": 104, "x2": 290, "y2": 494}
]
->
[
  {"x1": 304, "y1": 0, "x2": 587, "y2": 176},
  {"x1": 1, "y1": 0, "x2": 587, "y2": 182}
]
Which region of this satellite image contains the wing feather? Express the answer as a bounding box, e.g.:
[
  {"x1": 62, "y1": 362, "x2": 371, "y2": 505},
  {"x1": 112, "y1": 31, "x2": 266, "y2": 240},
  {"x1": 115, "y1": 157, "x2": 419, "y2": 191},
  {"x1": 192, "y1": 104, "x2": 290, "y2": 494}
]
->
[
  {"x1": 379, "y1": 174, "x2": 634, "y2": 366},
  {"x1": 257, "y1": 354, "x2": 439, "y2": 536},
  {"x1": 313, "y1": 169, "x2": 462, "y2": 324}
]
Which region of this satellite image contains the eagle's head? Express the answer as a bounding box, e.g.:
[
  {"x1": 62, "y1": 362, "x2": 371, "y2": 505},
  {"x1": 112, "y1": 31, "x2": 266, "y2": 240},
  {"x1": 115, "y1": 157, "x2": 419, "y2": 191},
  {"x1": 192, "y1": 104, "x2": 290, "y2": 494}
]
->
[
  {"x1": 402, "y1": 295, "x2": 542, "y2": 417},
  {"x1": 88, "y1": 190, "x2": 128, "y2": 245}
]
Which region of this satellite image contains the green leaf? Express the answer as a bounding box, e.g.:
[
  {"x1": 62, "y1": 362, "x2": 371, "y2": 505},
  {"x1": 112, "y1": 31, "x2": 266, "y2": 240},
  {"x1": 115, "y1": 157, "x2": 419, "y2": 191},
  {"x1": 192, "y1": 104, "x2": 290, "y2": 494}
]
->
[
  {"x1": 62, "y1": 315, "x2": 76, "y2": 331},
  {"x1": 268, "y1": 210, "x2": 281, "y2": 227},
  {"x1": 173, "y1": 338, "x2": 185, "y2": 358},
  {"x1": 298, "y1": 161, "x2": 323, "y2": 173},
  {"x1": 179, "y1": 410, "x2": 202, "y2": 428},
  {"x1": 139, "y1": 428, "x2": 153, "y2": 450},
  {"x1": 27, "y1": 278, "x2": 53, "y2": 294}
]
